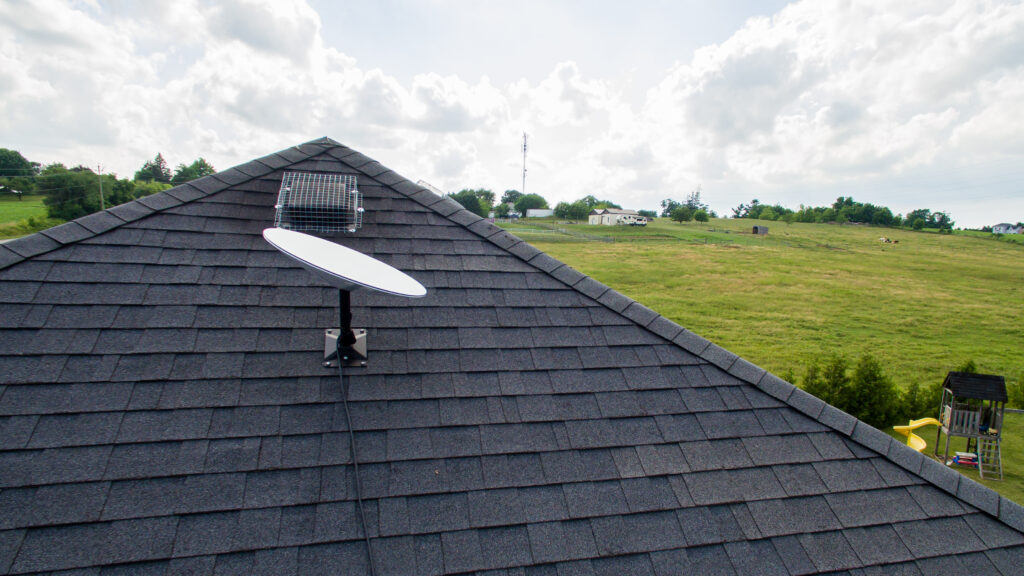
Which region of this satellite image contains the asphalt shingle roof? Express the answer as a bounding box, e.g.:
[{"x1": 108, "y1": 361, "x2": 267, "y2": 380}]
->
[{"x1": 1, "y1": 137, "x2": 1023, "y2": 574}]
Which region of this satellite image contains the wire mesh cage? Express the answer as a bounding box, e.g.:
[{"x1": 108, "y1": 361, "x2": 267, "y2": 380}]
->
[{"x1": 274, "y1": 172, "x2": 363, "y2": 233}]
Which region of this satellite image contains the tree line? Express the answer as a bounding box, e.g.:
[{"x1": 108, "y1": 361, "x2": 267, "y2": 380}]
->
[
  {"x1": 732, "y1": 196, "x2": 954, "y2": 231},
  {"x1": 0, "y1": 149, "x2": 215, "y2": 221},
  {"x1": 448, "y1": 189, "x2": 551, "y2": 218},
  {"x1": 449, "y1": 188, "x2": 664, "y2": 222},
  {"x1": 660, "y1": 187, "x2": 716, "y2": 223},
  {"x1": 797, "y1": 355, "x2": 1023, "y2": 428}
]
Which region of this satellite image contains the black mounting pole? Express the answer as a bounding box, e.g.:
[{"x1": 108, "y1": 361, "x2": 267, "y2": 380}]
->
[{"x1": 338, "y1": 289, "x2": 357, "y2": 347}]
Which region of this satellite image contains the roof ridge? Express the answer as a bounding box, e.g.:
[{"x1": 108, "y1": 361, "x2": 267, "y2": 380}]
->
[
  {"x1": 0, "y1": 138, "x2": 337, "y2": 271},
  {"x1": 338, "y1": 142, "x2": 1024, "y2": 532}
]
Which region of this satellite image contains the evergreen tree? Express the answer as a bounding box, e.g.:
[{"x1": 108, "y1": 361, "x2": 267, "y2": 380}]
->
[{"x1": 134, "y1": 153, "x2": 171, "y2": 183}]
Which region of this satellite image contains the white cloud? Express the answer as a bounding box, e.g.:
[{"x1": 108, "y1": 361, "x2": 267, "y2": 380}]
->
[{"x1": 2, "y1": 0, "x2": 1022, "y2": 226}]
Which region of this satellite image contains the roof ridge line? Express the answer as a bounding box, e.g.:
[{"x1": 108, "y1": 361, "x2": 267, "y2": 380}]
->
[
  {"x1": 366, "y1": 161, "x2": 1024, "y2": 530},
  {"x1": 0, "y1": 138, "x2": 336, "y2": 271}
]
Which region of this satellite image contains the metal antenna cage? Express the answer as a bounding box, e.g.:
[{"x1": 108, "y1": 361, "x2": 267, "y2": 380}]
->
[{"x1": 274, "y1": 172, "x2": 363, "y2": 233}]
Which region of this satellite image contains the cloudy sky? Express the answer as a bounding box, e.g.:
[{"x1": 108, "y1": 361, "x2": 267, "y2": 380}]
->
[{"x1": 2, "y1": 0, "x2": 1023, "y2": 227}]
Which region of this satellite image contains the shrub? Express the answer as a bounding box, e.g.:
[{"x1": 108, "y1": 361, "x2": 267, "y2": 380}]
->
[
  {"x1": 670, "y1": 206, "x2": 693, "y2": 222},
  {"x1": 801, "y1": 354, "x2": 849, "y2": 407},
  {"x1": 845, "y1": 354, "x2": 902, "y2": 427},
  {"x1": 899, "y1": 380, "x2": 943, "y2": 420},
  {"x1": 800, "y1": 353, "x2": 905, "y2": 428},
  {"x1": 694, "y1": 209, "x2": 709, "y2": 222},
  {"x1": 1008, "y1": 377, "x2": 1024, "y2": 409}
]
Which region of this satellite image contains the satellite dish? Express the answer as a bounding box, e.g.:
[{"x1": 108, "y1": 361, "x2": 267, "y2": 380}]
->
[
  {"x1": 262, "y1": 227, "x2": 426, "y2": 297},
  {"x1": 262, "y1": 227, "x2": 426, "y2": 367}
]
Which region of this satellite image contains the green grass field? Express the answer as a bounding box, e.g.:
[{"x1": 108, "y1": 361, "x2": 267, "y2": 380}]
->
[
  {"x1": 503, "y1": 217, "x2": 1024, "y2": 502},
  {"x1": 0, "y1": 194, "x2": 61, "y2": 239},
  {"x1": 508, "y1": 217, "x2": 1023, "y2": 389}
]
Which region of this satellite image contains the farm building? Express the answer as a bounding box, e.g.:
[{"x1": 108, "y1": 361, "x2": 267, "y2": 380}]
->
[
  {"x1": 525, "y1": 209, "x2": 554, "y2": 218},
  {"x1": 1, "y1": 137, "x2": 1023, "y2": 574},
  {"x1": 992, "y1": 223, "x2": 1022, "y2": 234},
  {"x1": 588, "y1": 208, "x2": 647, "y2": 226},
  {"x1": 753, "y1": 225, "x2": 769, "y2": 235}
]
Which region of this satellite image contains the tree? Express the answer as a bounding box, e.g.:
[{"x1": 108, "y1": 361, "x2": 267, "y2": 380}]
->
[
  {"x1": 554, "y1": 200, "x2": 590, "y2": 221},
  {"x1": 660, "y1": 199, "x2": 681, "y2": 218},
  {"x1": 844, "y1": 354, "x2": 901, "y2": 428},
  {"x1": 802, "y1": 354, "x2": 850, "y2": 408},
  {"x1": 930, "y1": 211, "x2": 953, "y2": 230},
  {"x1": 474, "y1": 189, "x2": 495, "y2": 213},
  {"x1": 803, "y1": 353, "x2": 904, "y2": 428},
  {"x1": 670, "y1": 206, "x2": 693, "y2": 222},
  {"x1": 41, "y1": 164, "x2": 103, "y2": 220},
  {"x1": 637, "y1": 209, "x2": 658, "y2": 220},
  {"x1": 0, "y1": 148, "x2": 38, "y2": 198},
  {"x1": 912, "y1": 218, "x2": 925, "y2": 230},
  {"x1": 514, "y1": 193, "x2": 548, "y2": 214},
  {"x1": 170, "y1": 158, "x2": 216, "y2": 185},
  {"x1": 134, "y1": 153, "x2": 171, "y2": 183},
  {"x1": 501, "y1": 189, "x2": 522, "y2": 205},
  {"x1": 685, "y1": 186, "x2": 708, "y2": 211},
  {"x1": 732, "y1": 199, "x2": 761, "y2": 219},
  {"x1": 449, "y1": 190, "x2": 486, "y2": 217},
  {"x1": 694, "y1": 209, "x2": 709, "y2": 222},
  {"x1": 494, "y1": 203, "x2": 510, "y2": 218}
]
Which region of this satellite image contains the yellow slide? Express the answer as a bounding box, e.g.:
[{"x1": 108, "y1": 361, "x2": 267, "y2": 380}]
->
[{"x1": 893, "y1": 417, "x2": 942, "y2": 452}]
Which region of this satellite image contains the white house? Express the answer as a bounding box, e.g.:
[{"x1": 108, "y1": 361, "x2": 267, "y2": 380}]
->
[
  {"x1": 992, "y1": 223, "x2": 1022, "y2": 234},
  {"x1": 588, "y1": 208, "x2": 648, "y2": 226}
]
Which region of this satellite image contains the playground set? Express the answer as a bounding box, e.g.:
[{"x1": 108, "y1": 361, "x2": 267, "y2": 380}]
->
[{"x1": 894, "y1": 371, "x2": 1007, "y2": 480}]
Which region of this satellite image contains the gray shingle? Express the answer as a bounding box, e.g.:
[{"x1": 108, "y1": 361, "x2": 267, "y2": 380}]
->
[
  {"x1": 563, "y1": 481, "x2": 629, "y2": 518},
  {"x1": 528, "y1": 520, "x2": 598, "y2": 564},
  {"x1": 12, "y1": 517, "x2": 177, "y2": 573},
  {"x1": 725, "y1": 539, "x2": 788, "y2": 576},
  {"x1": 894, "y1": 517, "x2": 986, "y2": 558},
  {"x1": 747, "y1": 496, "x2": 841, "y2": 537},
  {"x1": 4, "y1": 232, "x2": 61, "y2": 259},
  {"x1": 797, "y1": 531, "x2": 860, "y2": 572}
]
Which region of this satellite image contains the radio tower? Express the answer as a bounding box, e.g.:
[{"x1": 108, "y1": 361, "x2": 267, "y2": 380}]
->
[{"x1": 521, "y1": 132, "x2": 528, "y2": 195}]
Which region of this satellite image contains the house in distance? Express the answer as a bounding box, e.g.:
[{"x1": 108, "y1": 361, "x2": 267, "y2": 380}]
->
[{"x1": 588, "y1": 207, "x2": 647, "y2": 226}]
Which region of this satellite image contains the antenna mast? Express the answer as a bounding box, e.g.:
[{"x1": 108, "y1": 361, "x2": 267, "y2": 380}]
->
[{"x1": 521, "y1": 132, "x2": 528, "y2": 196}]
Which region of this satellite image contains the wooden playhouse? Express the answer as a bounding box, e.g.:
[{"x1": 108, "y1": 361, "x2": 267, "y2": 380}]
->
[{"x1": 934, "y1": 371, "x2": 1007, "y2": 479}]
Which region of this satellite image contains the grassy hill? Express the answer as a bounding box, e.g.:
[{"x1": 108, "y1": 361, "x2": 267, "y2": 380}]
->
[
  {"x1": 504, "y1": 217, "x2": 1023, "y2": 391},
  {"x1": 501, "y1": 216, "x2": 1024, "y2": 501}
]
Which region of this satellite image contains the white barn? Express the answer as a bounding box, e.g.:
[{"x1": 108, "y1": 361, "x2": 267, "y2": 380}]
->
[{"x1": 588, "y1": 208, "x2": 647, "y2": 226}]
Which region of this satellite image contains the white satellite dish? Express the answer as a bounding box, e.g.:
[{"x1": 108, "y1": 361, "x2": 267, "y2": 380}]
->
[
  {"x1": 262, "y1": 227, "x2": 426, "y2": 297},
  {"x1": 262, "y1": 227, "x2": 426, "y2": 367}
]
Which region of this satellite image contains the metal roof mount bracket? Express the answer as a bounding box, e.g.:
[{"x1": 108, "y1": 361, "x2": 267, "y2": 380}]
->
[{"x1": 324, "y1": 328, "x2": 367, "y2": 368}]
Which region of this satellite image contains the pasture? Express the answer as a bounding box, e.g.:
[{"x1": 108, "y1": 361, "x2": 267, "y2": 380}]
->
[
  {"x1": 0, "y1": 195, "x2": 59, "y2": 239},
  {"x1": 503, "y1": 217, "x2": 1024, "y2": 501},
  {"x1": 506, "y1": 217, "x2": 1023, "y2": 391}
]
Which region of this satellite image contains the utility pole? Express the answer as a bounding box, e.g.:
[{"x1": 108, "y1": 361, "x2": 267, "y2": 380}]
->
[
  {"x1": 97, "y1": 164, "x2": 105, "y2": 210},
  {"x1": 521, "y1": 132, "x2": 528, "y2": 196}
]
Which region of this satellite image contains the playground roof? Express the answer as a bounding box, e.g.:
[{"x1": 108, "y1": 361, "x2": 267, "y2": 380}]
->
[
  {"x1": 944, "y1": 372, "x2": 1009, "y2": 403},
  {"x1": 1, "y1": 137, "x2": 1023, "y2": 574}
]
